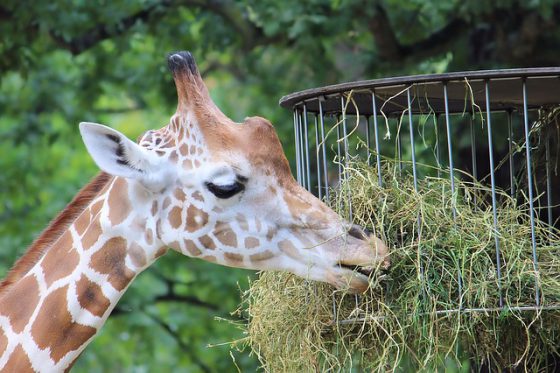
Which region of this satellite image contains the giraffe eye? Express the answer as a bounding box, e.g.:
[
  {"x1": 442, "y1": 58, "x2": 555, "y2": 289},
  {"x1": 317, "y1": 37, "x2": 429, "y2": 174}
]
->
[{"x1": 205, "y1": 181, "x2": 245, "y2": 199}]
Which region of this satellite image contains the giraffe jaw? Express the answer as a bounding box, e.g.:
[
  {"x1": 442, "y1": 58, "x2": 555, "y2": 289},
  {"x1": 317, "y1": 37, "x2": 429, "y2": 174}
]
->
[
  {"x1": 330, "y1": 262, "x2": 387, "y2": 293},
  {"x1": 337, "y1": 263, "x2": 373, "y2": 277},
  {"x1": 327, "y1": 235, "x2": 390, "y2": 293},
  {"x1": 327, "y1": 266, "x2": 372, "y2": 294}
]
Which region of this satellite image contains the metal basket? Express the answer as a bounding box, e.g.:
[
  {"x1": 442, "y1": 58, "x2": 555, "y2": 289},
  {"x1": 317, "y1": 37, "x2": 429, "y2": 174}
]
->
[{"x1": 280, "y1": 68, "x2": 560, "y2": 321}]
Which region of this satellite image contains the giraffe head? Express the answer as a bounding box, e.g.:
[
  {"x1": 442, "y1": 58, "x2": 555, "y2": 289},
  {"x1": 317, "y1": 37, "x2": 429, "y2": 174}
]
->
[{"x1": 79, "y1": 52, "x2": 387, "y2": 293}]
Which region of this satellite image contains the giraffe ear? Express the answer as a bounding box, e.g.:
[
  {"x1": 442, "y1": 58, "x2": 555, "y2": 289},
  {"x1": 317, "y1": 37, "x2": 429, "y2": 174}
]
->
[{"x1": 79, "y1": 122, "x2": 170, "y2": 190}]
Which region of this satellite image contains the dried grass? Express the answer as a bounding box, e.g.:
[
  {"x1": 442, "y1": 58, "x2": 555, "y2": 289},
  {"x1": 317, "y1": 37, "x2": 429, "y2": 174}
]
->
[{"x1": 240, "y1": 161, "x2": 560, "y2": 372}]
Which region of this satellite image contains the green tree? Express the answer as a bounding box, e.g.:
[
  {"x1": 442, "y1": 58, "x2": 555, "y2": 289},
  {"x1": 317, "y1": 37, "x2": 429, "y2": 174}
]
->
[{"x1": 1, "y1": 0, "x2": 560, "y2": 370}]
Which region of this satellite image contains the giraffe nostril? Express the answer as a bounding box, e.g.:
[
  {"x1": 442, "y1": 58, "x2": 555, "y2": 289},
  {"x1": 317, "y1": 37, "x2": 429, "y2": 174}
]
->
[{"x1": 347, "y1": 224, "x2": 369, "y2": 240}]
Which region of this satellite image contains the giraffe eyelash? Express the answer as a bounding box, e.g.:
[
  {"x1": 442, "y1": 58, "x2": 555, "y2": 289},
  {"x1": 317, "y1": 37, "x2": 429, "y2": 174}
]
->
[{"x1": 205, "y1": 179, "x2": 245, "y2": 199}]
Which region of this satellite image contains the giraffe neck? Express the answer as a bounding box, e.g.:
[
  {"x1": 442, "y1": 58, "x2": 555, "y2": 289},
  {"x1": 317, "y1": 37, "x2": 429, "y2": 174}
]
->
[{"x1": 0, "y1": 176, "x2": 165, "y2": 372}]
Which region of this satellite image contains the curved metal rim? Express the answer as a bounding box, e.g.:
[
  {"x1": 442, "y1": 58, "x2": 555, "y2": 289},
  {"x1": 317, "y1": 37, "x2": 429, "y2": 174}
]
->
[{"x1": 279, "y1": 67, "x2": 560, "y2": 108}]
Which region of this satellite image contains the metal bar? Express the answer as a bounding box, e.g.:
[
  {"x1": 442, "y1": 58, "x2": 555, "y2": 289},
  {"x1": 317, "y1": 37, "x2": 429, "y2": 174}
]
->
[
  {"x1": 469, "y1": 113, "x2": 478, "y2": 207},
  {"x1": 522, "y1": 78, "x2": 540, "y2": 306},
  {"x1": 279, "y1": 68, "x2": 560, "y2": 109},
  {"x1": 443, "y1": 83, "x2": 456, "y2": 220},
  {"x1": 333, "y1": 305, "x2": 560, "y2": 326},
  {"x1": 303, "y1": 104, "x2": 311, "y2": 192},
  {"x1": 294, "y1": 108, "x2": 302, "y2": 185},
  {"x1": 365, "y1": 116, "x2": 371, "y2": 166},
  {"x1": 470, "y1": 113, "x2": 478, "y2": 182},
  {"x1": 407, "y1": 86, "x2": 418, "y2": 190},
  {"x1": 444, "y1": 83, "x2": 462, "y2": 307},
  {"x1": 341, "y1": 95, "x2": 353, "y2": 221},
  {"x1": 372, "y1": 92, "x2": 383, "y2": 187},
  {"x1": 341, "y1": 96, "x2": 350, "y2": 165},
  {"x1": 298, "y1": 109, "x2": 306, "y2": 188},
  {"x1": 319, "y1": 99, "x2": 330, "y2": 201},
  {"x1": 435, "y1": 114, "x2": 441, "y2": 178},
  {"x1": 336, "y1": 114, "x2": 342, "y2": 181},
  {"x1": 407, "y1": 86, "x2": 425, "y2": 301},
  {"x1": 397, "y1": 122, "x2": 402, "y2": 174},
  {"x1": 314, "y1": 114, "x2": 322, "y2": 199},
  {"x1": 485, "y1": 80, "x2": 504, "y2": 308},
  {"x1": 546, "y1": 133, "x2": 553, "y2": 226},
  {"x1": 507, "y1": 110, "x2": 515, "y2": 198}
]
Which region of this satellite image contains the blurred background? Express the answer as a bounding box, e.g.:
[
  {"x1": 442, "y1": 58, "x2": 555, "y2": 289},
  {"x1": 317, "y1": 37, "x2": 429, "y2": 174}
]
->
[{"x1": 1, "y1": 0, "x2": 560, "y2": 371}]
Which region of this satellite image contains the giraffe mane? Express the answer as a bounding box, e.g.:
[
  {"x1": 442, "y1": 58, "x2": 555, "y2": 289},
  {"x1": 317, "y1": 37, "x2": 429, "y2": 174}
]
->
[{"x1": 0, "y1": 172, "x2": 113, "y2": 295}]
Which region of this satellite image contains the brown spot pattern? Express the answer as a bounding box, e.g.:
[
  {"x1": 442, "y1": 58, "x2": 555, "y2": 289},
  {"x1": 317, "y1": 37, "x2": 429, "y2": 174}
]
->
[
  {"x1": 2, "y1": 345, "x2": 33, "y2": 372},
  {"x1": 168, "y1": 206, "x2": 183, "y2": 229},
  {"x1": 0, "y1": 329, "x2": 6, "y2": 355},
  {"x1": 128, "y1": 242, "x2": 147, "y2": 268},
  {"x1": 82, "y1": 220, "x2": 102, "y2": 250},
  {"x1": 151, "y1": 200, "x2": 158, "y2": 216},
  {"x1": 31, "y1": 286, "x2": 96, "y2": 363},
  {"x1": 42, "y1": 232, "x2": 80, "y2": 287},
  {"x1": 179, "y1": 144, "x2": 188, "y2": 156},
  {"x1": 74, "y1": 209, "x2": 91, "y2": 236},
  {"x1": 0, "y1": 276, "x2": 39, "y2": 333},
  {"x1": 199, "y1": 235, "x2": 216, "y2": 250},
  {"x1": 215, "y1": 222, "x2": 237, "y2": 247},
  {"x1": 145, "y1": 229, "x2": 153, "y2": 245},
  {"x1": 224, "y1": 252, "x2": 244, "y2": 266},
  {"x1": 108, "y1": 178, "x2": 131, "y2": 225},
  {"x1": 182, "y1": 159, "x2": 193, "y2": 169},
  {"x1": 174, "y1": 188, "x2": 186, "y2": 201},
  {"x1": 284, "y1": 191, "x2": 312, "y2": 212},
  {"x1": 156, "y1": 219, "x2": 163, "y2": 239},
  {"x1": 279, "y1": 239, "x2": 299, "y2": 259},
  {"x1": 237, "y1": 214, "x2": 249, "y2": 231},
  {"x1": 90, "y1": 237, "x2": 134, "y2": 291},
  {"x1": 192, "y1": 191, "x2": 204, "y2": 202},
  {"x1": 184, "y1": 240, "x2": 202, "y2": 256},
  {"x1": 201, "y1": 255, "x2": 216, "y2": 263},
  {"x1": 186, "y1": 205, "x2": 208, "y2": 232},
  {"x1": 76, "y1": 275, "x2": 111, "y2": 317},
  {"x1": 250, "y1": 251, "x2": 275, "y2": 262},
  {"x1": 162, "y1": 197, "x2": 172, "y2": 210},
  {"x1": 154, "y1": 247, "x2": 168, "y2": 258},
  {"x1": 266, "y1": 227, "x2": 277, "y2": 241},
  {"x1": 90, "y1": 200, "x2": 103, "y2": 217},
  {"x1": 244, "y1": 237, "x2": 260, "y2": 249}
]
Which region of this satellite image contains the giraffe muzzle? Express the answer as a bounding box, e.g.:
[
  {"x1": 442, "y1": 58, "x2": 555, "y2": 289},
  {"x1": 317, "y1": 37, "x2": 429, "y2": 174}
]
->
[{"x1": 329, "y1": 227, "x2": 389, "y2": 293}]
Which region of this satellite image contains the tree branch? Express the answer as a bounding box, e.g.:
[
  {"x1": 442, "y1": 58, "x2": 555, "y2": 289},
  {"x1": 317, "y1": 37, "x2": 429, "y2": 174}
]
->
[
  {"x1": 367, "y1": 3, "x2": 468, "y2": 62},
  {"x1": 401, "y1": 18, "x2": 468, "y2": 60},
  {"x1": 0, "y1": 5, "x2": 11, "y2": 21},
  {"x1": 154, "y1": 293, "x2": 219, "y2": 311},
  {"x1": 48, "y1": 0, "x2": 284, "y2": 59},
  {"x1": 367, "y1": 4, "x2": 403, "y2": 61},
  {"x1": 49, "y1": 1, "x2": 172, "y2": 55}
]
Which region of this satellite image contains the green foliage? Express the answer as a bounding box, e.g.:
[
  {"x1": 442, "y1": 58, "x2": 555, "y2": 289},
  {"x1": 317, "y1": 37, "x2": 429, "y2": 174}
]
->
[{"x1": 1, "y1": 0, "x2": 560, "y2": 370}]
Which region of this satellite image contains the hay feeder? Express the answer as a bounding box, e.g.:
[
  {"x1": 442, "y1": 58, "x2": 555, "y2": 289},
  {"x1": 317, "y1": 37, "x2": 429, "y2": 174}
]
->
[{"x1": 241, "y1": 68, "x2": 560, "y2": 371}]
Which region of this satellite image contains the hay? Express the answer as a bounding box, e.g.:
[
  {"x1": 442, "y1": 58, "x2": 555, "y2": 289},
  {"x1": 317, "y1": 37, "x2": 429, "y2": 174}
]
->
[{"x1": 240, "y1": 161, "x2": 560, "y2": 372}]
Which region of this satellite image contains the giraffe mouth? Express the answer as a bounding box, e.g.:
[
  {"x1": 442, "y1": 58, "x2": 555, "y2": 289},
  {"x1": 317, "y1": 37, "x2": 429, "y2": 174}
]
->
[{"x1": 337, "y1": 263, "x2": 373, "y2": 277}]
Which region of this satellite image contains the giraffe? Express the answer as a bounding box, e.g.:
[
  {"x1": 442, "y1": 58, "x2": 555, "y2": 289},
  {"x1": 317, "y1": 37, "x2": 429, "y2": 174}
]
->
[{"x1": 0, "y1": 51, "x2": 388, "y2": 372}]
